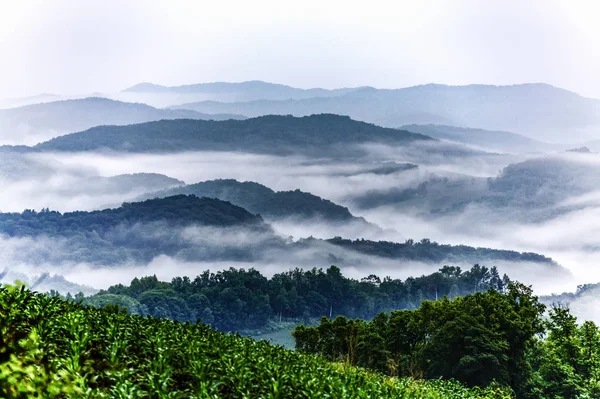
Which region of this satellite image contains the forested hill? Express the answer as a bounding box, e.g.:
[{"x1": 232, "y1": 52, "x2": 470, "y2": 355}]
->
[
  {"x1": 301, "y1": 236, "x2": 558, "y2": 266},
  {"x1": 0, "y1": 195, "x2": 273, "y2": 265},
  {"x1": 139, "y1": 179, "x2": 361, "y2": 222},
  {"x1": 0, "y1": 194, "x2": 558, "y2": 268},
  {"x1": 0, "y1": 195, "x2": 266, "y2": 238},
  {"x1": 34, "y1": 114, "x2": 433, "y2": 155},
  {"x1": 350, "y1": 154, "x2": 600, "y2": 223},
  {"x1": 0, "y1": 195, "x2": 263, "y2": 237}
]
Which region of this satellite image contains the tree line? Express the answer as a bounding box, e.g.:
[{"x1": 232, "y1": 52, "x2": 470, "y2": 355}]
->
[{"x1": 85, "y1": 264, "x2": 510, "y2": 332}]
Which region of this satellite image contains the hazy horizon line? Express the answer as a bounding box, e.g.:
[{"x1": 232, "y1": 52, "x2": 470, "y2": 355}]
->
[{"x1": 4, "y1": 80, "x2": 594, "y2": 103}]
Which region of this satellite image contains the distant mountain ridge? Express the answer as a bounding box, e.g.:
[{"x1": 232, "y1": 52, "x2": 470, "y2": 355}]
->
[
  {"x1": 318, "y1": 236, "x2": 557, "y2": 266},
  {"x1": 167, "y1": 83, "x2": 600, "y2": 142},
  {"x1": 123, "y1": 80, "x2": 361, "y2": 101}
]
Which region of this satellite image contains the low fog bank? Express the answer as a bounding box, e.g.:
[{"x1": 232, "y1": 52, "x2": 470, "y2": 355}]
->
[
  {"x1": 0, "y1": 152, "x2": 183, "y2": 212},
  {"x1": 25, "y1": 142, "x2": 519, "y2": 209}
]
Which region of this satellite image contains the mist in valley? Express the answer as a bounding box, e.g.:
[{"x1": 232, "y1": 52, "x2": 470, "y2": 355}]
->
[{"x1": 3, "y1": 142, "x2": 600, "y2": 306}]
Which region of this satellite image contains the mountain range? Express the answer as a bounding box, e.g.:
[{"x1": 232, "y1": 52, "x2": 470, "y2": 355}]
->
[
  {"x1": 0, "y1": 194, "x2": 565, "y2": 283},
  {"x1": 122, "y1": 80, "x2": 360, "y2": 102},
  {"x1": 162, "y1": 82, "x2": 600, "y2": 143},
  {"x1": 3, "y1": 81, "x2": 598, "y2": 146}
]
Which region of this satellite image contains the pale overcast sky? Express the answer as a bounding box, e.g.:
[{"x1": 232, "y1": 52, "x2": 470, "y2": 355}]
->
[{"x1": 0, "y1": 0, "x2": 599, "y2": 98}]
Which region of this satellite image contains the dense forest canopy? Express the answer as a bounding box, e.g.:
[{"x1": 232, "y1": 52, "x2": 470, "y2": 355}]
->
[
  {"x1": 0, "y1": 195, "x2": 266, "y2": 237},
  {"x1": 85, "y1": 264, "x2": 511, "y2": 332},
  {"x1": 13, "y1": 268, "x2": 600, "y2": 398},
  {"x1": 0, "y1": 195, "x2": 274, "y2": 265},
  {"x1": 292, "y1": 285, "x2": 600, "y2": 398}
]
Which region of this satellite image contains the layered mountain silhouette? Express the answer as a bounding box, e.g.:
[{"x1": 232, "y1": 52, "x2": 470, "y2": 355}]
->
[{"x1": 166, "y1": 83, "x2": 600, "y2": 142}]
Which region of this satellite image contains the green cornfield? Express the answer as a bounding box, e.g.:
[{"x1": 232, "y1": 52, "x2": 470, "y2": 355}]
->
[{"x1": 0, "y1": 285, "x2": 511, "y2": 398}]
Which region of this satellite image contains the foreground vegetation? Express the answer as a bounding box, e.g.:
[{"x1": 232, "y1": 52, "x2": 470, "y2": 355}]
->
[
  {"x1": 0, "y1": 285, "x2": 508, "y2": 398},
  {"x1": 294, "y1": 286, "x2": 600, "y2": 398}
]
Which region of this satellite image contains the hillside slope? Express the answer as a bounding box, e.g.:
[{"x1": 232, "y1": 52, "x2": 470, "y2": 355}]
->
[
  {"x1": 0, "y1": 195, "x2": 273, "y2": 265},
  {"x1": 0, "y1": 192, "x2": 561, "y2": 276},
  {"x1": 0, "y1": 195, "x2": 267, "y2": 235},
  {"x1": 35, "y1": 114, "x2": 433, "y2": 156},
  {"x1": 138, "y1": 178, "x2": 361, "y2": 222}
]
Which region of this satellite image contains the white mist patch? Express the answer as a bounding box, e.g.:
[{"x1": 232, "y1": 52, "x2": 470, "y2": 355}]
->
[
  {"x1": 23, "y1": 147, "x2": 516, "y2": 213},
  {"x1": 358, "y1": 142, "x2": 525, "y2": 176}
]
